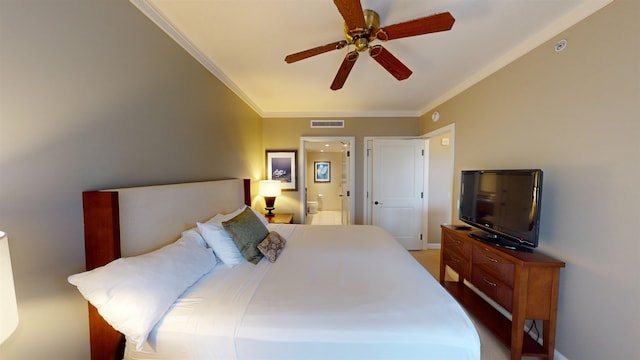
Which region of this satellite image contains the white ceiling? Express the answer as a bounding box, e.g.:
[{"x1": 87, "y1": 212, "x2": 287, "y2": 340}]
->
[
  {"x1": 305, "y1": 140, "x2": 350, "y2": 153},
  {"x1": 131, "y1": 0, "x2": 611, "y2": 118}
]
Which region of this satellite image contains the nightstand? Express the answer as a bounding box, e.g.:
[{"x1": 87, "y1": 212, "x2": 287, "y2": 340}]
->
[{"x1": 265, "y1": 213, "x2": 293, "y2": 224}]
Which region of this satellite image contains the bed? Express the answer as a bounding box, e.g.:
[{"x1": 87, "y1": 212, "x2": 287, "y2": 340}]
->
[{"x1": 71, "y1": 179, "x2": 480, "y2": 360}]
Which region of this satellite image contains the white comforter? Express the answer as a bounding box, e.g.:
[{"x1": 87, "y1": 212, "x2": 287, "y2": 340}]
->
[{"x1": 126, "y1": 225, "x2": 480, "y2": 360}]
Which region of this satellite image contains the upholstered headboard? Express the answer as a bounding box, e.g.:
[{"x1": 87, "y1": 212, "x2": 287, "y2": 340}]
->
[{"x1": 81, "y1": 178, "x2": 251, "y2": 360}]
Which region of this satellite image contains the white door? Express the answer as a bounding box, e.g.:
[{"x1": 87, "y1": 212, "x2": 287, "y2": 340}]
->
[{"x1": 371, "y1": 139, "x2": 424, "y2": 250}]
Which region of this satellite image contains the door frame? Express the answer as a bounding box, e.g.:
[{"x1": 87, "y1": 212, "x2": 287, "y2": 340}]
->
[
  {"x1": 421, "y1": 123, "x2": 456, "y2": 249},
  {"x1": 300, "y1": 136, "x2": 355, "y2": 225}
]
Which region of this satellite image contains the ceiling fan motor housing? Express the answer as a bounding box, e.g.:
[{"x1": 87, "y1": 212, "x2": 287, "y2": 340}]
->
[{"x1": 344, "y1": 9, "x2": 380, "y2": 51}]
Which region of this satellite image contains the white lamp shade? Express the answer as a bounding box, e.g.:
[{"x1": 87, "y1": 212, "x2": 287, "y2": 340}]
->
[
  {"x1": 0, "y1": 231, "x2": 19, "y2": 343},
  {"x1": 259, "y1": 180, "x2": 282, "y2": 197}
]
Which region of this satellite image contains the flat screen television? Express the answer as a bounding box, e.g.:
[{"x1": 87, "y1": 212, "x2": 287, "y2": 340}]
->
[{"x1": 459, "y1": 169, "x2": 543, "y2": 251}]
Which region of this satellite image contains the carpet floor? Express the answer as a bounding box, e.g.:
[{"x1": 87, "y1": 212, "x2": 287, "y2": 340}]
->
[{"x1": 410, "y1": 249, "x2": 539, "y2": 360}]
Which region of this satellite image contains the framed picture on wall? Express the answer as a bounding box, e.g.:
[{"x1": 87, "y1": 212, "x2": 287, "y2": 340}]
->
[
  {"x1": 314, "y1": 161, "x2": 331, "y2": 183},
  {"x1": 266, "y1": 150, "x2": 297, "y2": 191}
]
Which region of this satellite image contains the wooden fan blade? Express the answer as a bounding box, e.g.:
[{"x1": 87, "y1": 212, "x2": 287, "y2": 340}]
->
[
  {"x1": 333, "y1": 0, "x2": 366, "y2": 30},
  {"x1": 376, "y1": 12, "x2": 455, "y2": 41},
  {"x1": 369, "y1": 45, "x2": 412, "y2": 81},
  {"x1": 330, "y1": 51, "x2": 359, "y2": 90},
  {"x1": 285, "y1": 41, "x2": 348, "y2": 63}
]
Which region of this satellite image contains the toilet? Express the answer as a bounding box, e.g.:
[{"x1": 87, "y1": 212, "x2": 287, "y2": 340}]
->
[
  {"x1": 307, "y1": 201, "x2": 318, "y2": 214},
  {"x1": 307, "y1": 194, "x2": 323, "y2": 214}
]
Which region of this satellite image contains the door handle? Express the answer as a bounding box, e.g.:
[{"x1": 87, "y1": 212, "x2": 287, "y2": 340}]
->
[{"x1": 374, "y1": 201, "x2": 382, "y2": 205}]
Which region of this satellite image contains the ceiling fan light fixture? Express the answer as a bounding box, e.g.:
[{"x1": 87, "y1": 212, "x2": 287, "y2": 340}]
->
[
  {"x1": 376, "y1": 29, "x2": 389, "y2": 41},
  {"x1": 354, "y1": 37, "x2": 368, "y2": 51},
  {"x1": 369, "y1": 45, "x2": 383, "y2": 57}
]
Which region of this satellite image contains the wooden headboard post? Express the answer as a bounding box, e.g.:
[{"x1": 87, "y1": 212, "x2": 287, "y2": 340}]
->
[
  {"x1": 82, "y1": 191, "x2": 125, "y2": 360},
  {"x1": 81, "y1": 179, "x2": 252, "y2": 360},
  {"x1": 243, "y1": 178, "x2": 251, "y2": 207}
]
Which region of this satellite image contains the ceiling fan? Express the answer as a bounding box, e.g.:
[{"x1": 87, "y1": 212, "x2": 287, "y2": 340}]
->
[{"x1": 284, "y1": 0, "x2": 455, "y2": 90}]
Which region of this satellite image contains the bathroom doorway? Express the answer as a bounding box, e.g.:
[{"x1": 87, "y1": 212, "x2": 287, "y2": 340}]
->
[{"x1": 300, "y1": 137, "x2": 355, "y2": 225}]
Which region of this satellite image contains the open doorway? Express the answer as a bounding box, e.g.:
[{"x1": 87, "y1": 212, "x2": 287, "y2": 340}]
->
[{"x1": 300, "y1": 137, "x2": 355, "y2": 225}]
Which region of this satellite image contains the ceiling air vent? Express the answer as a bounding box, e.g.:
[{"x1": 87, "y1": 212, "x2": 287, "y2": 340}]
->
[{"x1": 310, "y1": 120, "x2": 344, "y2": 128}]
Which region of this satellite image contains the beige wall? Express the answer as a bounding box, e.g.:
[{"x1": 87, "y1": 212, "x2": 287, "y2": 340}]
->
[
  {"x1": 0, "y1": 1, "x2": 262, "y2": 358},
  {"x1": 263, "y1": 117, "x2": 420, "y2": 223},
  {"x1": 306, "y1": 152, "x2": 343, "y2": 211},
  {"x1": 426, "y1": 131, "x2": 453, "y2": 246},
  {"x1": 420, "y1": 1, "x2": 639, "y2": 359}
]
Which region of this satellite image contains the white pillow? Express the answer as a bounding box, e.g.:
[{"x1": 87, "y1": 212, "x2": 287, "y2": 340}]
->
[
  {"x1": 181, "y1": 227, "x2": 207, "y2": 248},
  {"x1": 205, "y1": 206, "x2": 269, "y2": 227},
  {"x1": 197, "y1": 221, "x2": 246, "y2": 267},
  {"x1": 68, "y1": 235, "x2": 216, "y2": 351},
  {"x1": 196, "y1": 205, "x2": 268, "y2": 266},
  {"x1": 204, "y1": 206, "x2": 245, "y2": 224}
]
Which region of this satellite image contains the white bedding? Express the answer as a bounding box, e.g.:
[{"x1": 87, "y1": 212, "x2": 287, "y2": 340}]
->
[{"x1": 125, "y1": 225, "x2": 480, "y2": 360}]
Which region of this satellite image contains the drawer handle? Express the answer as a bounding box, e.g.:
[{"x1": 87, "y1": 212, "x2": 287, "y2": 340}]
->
[
  {"x1": 451, "y1": 257, "x2": 460, "y2": 263},
  {"x1": 482, "y1": 278, "x2": 497, "y2": 287},
  {"x1": 486, "y1": 256, "x2": 499, "y2": 263},
  {"x1": 451, "y1": 238, "x2": 461, "y2": 244}
]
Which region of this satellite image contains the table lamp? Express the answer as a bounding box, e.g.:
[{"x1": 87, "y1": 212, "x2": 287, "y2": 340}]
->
[
  {"x1": 0, "y1": 230, "x2": 19, "y2": 343},
  {"x1": 259, "y1": 180, "x2": 282, "y2": 217}
]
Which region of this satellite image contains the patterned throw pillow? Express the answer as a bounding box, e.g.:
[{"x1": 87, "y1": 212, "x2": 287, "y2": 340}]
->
[
  {"x1": 257, "y1": 231, "x2": 286, "y2": 262},
  {"x1": 222, "y1": 207, "x2": 269, "y2": 264}
]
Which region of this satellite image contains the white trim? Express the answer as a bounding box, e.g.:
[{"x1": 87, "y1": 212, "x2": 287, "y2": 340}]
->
[
  {"x1": 300, "y1": 136, "x2": 355, "y2": 225},
  {"x1": 129, "y1": 0, "x2": 262, "y2": 115},
  {"x1": 421, "y1": 138, "x2": 430, "y2": 250},
  {"x1": 419, "y1": 0, "x2": 613, "y2": 116},
  {"x1": 421, "y1": 123, "x2": 456, "y2": 138},
  {"x1": 363, "y1": 137, "x2": 373, "y2": 225},
  {"x1": 263, "y1": 110, "x2": 420, "y2": 118},
  {"x1": 421, "y1": 124, "x2": 456, "y2": 230}
]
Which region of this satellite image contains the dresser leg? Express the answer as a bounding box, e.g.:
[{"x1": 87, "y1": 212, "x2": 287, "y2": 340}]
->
[
  {"x1": 510, "y1": 314, "x2": 525, "y2": 360},
  {"x1": 543, "y1": 319, "x2": 555, "y2": 360}
]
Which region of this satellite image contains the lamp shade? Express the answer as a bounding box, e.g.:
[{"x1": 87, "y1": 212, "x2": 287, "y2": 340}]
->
[
  {"x1": 259, "y1": 180, "x2": 282, "y2": 197},
  {"x1": 0, "y1": 231, "x2": 19, "y2": 343}
]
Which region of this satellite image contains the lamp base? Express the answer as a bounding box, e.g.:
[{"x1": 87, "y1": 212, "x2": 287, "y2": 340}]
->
[{"x1": 264, "y1": 196, "x2": 276, "y2": 217}]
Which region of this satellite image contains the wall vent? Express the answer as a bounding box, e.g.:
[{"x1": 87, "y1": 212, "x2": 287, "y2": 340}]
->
[{"x1": 310, "y1": 120, "x2": 344, "y2": 128}]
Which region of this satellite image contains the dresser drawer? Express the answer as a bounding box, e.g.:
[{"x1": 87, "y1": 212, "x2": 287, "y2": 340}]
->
[
  {"x1": 442, "y1": 248, "x2": 470, "y2": 279},
  {"x1": 471, "y1": 267, "x2": 513, "y2": 311},
  {"x1": 443, "y1": 232, "x2": 472, "y2": 260},
  {"x1": 472, "y1": 245, "x2": 514, "y2": 287}
]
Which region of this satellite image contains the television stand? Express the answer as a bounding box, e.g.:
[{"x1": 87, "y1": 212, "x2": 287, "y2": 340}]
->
[{"x1": 440, "y1": 225, "x2": 565, "y2": 360}]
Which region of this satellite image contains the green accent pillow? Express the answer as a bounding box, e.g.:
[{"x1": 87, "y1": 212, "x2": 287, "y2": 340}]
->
[{"x1": 222, "y1": 207, "x2": 269, "y2": 264}]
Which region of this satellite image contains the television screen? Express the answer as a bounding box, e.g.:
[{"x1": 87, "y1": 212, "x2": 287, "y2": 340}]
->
[{"x1": 459, "y1": 169, "x2": 543, "y2": 250}]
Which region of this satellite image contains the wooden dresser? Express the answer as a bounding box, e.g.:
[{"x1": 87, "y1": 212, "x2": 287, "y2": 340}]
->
[{"x1": 440, "y1": 225, "x2": 565, "y2": 360}]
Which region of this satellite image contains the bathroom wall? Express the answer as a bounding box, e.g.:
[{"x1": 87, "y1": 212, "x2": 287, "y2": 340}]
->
[{"x1": 306, "y1": 152, "x2": 343, "y2": 211}]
